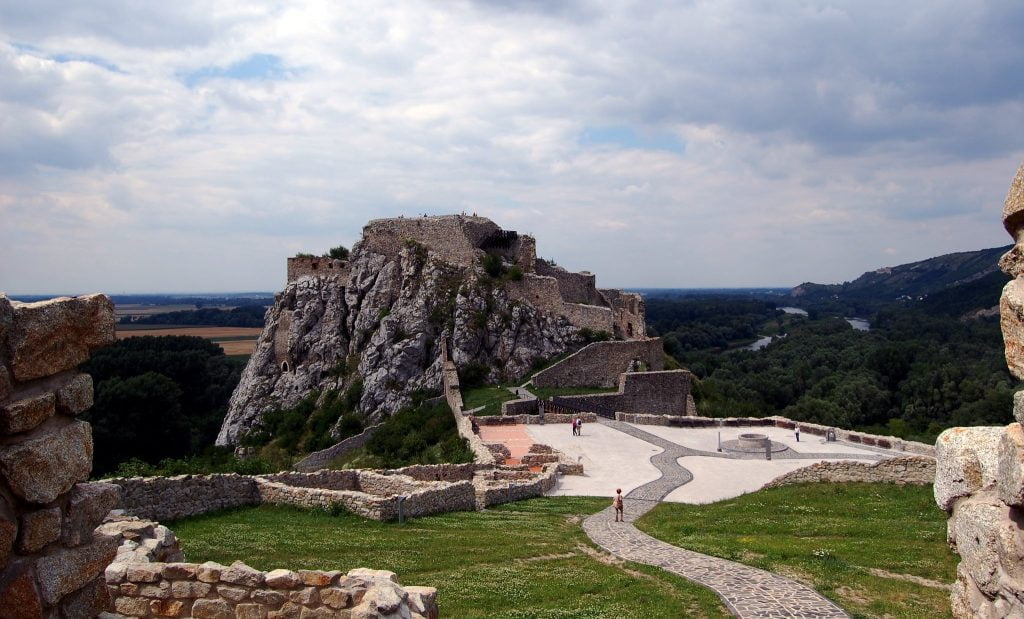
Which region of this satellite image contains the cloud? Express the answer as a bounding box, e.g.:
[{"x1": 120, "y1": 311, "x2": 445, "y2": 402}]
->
[{"x1": 0, "y1": 0, "x2": 1022, "y2": 294}]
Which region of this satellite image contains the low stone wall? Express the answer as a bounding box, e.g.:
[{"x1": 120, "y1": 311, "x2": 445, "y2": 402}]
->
[
  {"x1": 618, "y1": 413, "x2": 935, "y2": 457},
  {"x1": 475, "y1": 412, "x2": 598, "y2": 425},
  {"x1": 533, "y1": 339, "x2": 665, "y2": 389},
  {"x1": 501, "y1": 397, "x2": 539, "y2": 415},
  {"x1": 292, "y1": 422, "x2": 385, "y2": 472},
  {"x1": 475, "y1": 463, "x2": 559, "y2": 508},
  {"x1": 557, "y1": 370, "x2": 692, "y2": 416},
  {"x1": 106, "y1": 560, "x2": 438, "y2": 618},
  {"x1": 102, "y1": 475, "x2": 259, "y2": 521},
  {"x1": 286, "y1": 256, "x2": 350, "y2": 283},
  {"x1": 763, "y1": 456, "x2": 935, "y2": 488}
]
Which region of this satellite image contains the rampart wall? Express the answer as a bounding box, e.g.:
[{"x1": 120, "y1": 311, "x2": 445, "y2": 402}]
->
[
  {"x1": 506, "y1": 275, "x2": 615, "y2": 333},
  {"x1": 0, "y1": 294, "x2": 120, "y2": 617},
  {"x1": 532, "y1": 338, "x2": 665, "y2": 388},
  {"x1": 286, "y1": 257, "x2": 350, "y2": 283},
  {"x1": 933, "y1": 161, "x2": 1024, "y2": 617},
  {"x1": 292, "y1": 422, "x2": 384, "y2": 472},
  {"x1": 535, "y1": 262, "x2": 601, "y2": 305},
  {"x1": 762, "y1": 456, "x2": 935, "y2": 488},
  {"x1": 359, "y1": 215, "x2": 499, "y2": 265},
  {"x1": 557, "y1": 370, "x2": 692, "y2": 416}
]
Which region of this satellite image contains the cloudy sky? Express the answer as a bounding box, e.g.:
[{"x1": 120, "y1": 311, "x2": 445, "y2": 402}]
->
[{"x1": 1, "y1": 1, "x2": 1022, "y2": 294}]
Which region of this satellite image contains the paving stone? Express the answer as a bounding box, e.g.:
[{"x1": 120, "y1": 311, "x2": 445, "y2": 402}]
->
[{"x1": 583, "y1": 419, "x2": 851, "y2": 618}]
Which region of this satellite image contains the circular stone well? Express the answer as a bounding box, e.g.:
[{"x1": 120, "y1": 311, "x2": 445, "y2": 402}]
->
[{"x1": 738, "y1": 433, "x2": 770, "y2": 450}]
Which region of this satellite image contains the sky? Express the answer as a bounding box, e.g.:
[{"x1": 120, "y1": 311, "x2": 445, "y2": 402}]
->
[{"x1": 1, "y1": 1, "x2": 1023, "y2": 294}]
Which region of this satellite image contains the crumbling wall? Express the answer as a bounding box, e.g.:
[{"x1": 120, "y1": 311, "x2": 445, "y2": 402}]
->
[
  {"x1": 0, "y1": 294, "x2": 121, "y2": 617},
  {"x1": 556, "y1": 370, "x2": 692, "y2": 416},
  {"x1": 532, "y1": 339, "x2": 665, "y2": 388},
  {"x1": 103, "y1": 475, "x2": 259, "y2": 522},
  {"x1": 286, "y1": 256, "x2": 350, "y2": 283},
  {"x1": 535, "y1": 262, "x2": 602, "y2": 305},
  {"x1": 763, "y1": 456, "x2": 935, "y2": 488},
  {"x1": 292, "y1": 422, "x2": 385, "y2": 472},
  {"x1": 600, "y1": 289, "x2": 647, "y2": 339},
  {"x1": 935, "y1": 161, "x2": 1024, "y2": 618},
  {"x1": 359, "y1": 215, "x2": 499, "y2": 264}
]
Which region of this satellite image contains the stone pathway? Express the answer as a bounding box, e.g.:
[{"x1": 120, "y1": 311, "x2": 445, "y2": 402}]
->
[{"x1": 582, "y1": 420, "x2": 850, "y2": 618}]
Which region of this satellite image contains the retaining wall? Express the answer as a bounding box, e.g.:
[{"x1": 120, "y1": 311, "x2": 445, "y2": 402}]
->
[
  {"x1": 557, "y1": 370, "x2": 692, "y2": 416},
  {"x1": 292, "y1": 423, "x2": 384, "y2": 472},
  {"x1": 532, "y1": 339, "x2": 665, "y2": 388},
  {"x1": 286, "y1": 257, "x2": 350, "y2": 283},
  {"x1": 102, "y1": 475, "x2": 259, "y2": 522},
  {"x1": 474, "y1": 412, "x2": 598, "y2": 426},
  {"x1": 763, "y1": 456, "x2": 936, "y2": 488}
]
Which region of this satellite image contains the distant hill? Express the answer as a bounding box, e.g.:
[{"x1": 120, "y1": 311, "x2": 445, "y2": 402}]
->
[{"x1": 791, "y1": 245, "x2": 1012, "y2": 316}]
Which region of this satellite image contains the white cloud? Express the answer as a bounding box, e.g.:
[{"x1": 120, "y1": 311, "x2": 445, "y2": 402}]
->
[{"x1": 0, "y1": 0, "x2": 1021, "y2": 294}]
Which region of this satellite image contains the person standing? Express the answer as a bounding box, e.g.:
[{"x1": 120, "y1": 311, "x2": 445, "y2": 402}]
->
[
  {"x1": 613, "y1": 488, "x2": 624, "y2": 522},
  {"x1": 795, "y1": 427, "x2": 801, "y2": 442}
]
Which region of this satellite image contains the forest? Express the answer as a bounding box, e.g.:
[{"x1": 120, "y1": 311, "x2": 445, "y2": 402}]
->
[{"x1": 652, "y1": 296, "x2": 1016, "y2": 443}]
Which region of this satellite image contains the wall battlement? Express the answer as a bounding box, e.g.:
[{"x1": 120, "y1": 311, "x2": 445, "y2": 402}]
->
[{"x1": 286, "y1": 256, "x2": 349, "y2": 283}]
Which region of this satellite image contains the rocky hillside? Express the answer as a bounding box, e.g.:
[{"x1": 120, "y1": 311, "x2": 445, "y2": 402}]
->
[
  {"x1": 216, "y1": 216, "x2": 642, "y2": 446},
  {"x1": 791, "y1": 245, "x2": 1011, "y2": 308}
]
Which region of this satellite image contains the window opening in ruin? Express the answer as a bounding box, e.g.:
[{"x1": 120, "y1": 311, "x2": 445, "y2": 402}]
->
[
  {"x1": 627, "y1": 323, "x2": 634, "y2": 337},
  {"x1": 281, "y1": 361, "x2": 291, "y2": 373},
  {"x1": 312, "y1": 263, "x2": 318, "y2": 270}
]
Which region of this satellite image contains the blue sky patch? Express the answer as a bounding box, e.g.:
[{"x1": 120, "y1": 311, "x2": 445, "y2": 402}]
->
[
  {"x1": 578, "y1": 126, "x2": 685, "y2": 154},
  {"x1": 12, "y1": 42, "x2": 123, "y2": 73},
  {"x1": 181, "y1": 53, "x2": 287, "y2": 87}
]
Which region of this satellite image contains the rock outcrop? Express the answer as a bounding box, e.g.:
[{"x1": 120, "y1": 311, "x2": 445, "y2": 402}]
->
[
  {"x1": 0, "y1": 294, "x2": 120, "y2": 617},
  {"x1": 935, "y1": 160, "x2": 1024, "y2": 618},
  {"x1": 218, "y1": 215, "x2": 647, "y2": 446}
]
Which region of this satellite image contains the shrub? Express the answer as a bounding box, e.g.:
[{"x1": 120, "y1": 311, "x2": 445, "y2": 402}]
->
[{"x1": 327, "y1": 245, "x2": 349, "y2": 260}]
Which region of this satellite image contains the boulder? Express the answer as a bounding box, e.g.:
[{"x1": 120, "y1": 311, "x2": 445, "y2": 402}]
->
[
  {"x1": 7, "y1": 294, "x2": 115, "y2": 382},
  {"x1": 935, "y1": 426, "x2": 1004, "y2": 511},
  {"x1": 0, "y1": 392, "x2": 55, "y2": 434},
  {"x1": 0, "y1": 420, "x2": 93, "y2": 504},
  {"x1": 55, "y1": 373, "x2": 94, "y2": 416},
  {"x1": 34, "y1": 532, "x2": 117, "y2": 605}
]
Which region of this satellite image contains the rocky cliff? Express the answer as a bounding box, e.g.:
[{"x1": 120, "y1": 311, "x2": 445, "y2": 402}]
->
[{"x1": 217, "y1": 215, "x2": 644, "y2": 446}]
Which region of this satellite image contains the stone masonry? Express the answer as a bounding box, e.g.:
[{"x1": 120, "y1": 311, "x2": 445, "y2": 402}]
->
[
  {"x1": 532, "y1": 338, "x2": 665, "y2": 389},
  {"x1": 934, "y1": 160, "x2": 1024, "y2": 618},
  {"x1": 554, "y1": 370, "x2": 694, "y2": 416},
  {"x1": 0, "y1": 294, "x2": 121, "y2": 618}
]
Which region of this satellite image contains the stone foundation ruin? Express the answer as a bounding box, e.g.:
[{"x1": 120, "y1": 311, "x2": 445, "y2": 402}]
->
[{"x1": 934, "y1": 161, "x2": 1024, "y2": 618}]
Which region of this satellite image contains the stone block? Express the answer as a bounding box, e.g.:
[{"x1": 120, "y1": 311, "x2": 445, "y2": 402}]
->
[
  {"x1": 140, "y1": 580, "x2": 173, "y2": 598},
  {"x1": 127, "y1": 562, "x2": 164, "y2": 583},
  {"x1": 298, "y1": 569, "x2": 335, "y2": 586},
  {"x1": 251, "y1": 588, "x2": 285, "y2": 606},
  {"x1": 62, "y1": 482, "x2": 121, "y2": 546},
  {"x1": 8, "y1": 294, "x2": 116, "y2": 382},
  {"x1": 105, "y1": 561, "x2": 128, "y2": 584},
  {"x1": 120, "y1": 582, "x2": 140, "y2": 595},
  {"x1": 17, "y1": 506, "x2": 61, "y2": 553},
  {"x1": 405, "y1": 586, "x2": 438, "y2": 618},
  {"x1": 320, "y1": 587, "x2": 350, "y2": 609},
  {"x1": 999, "y1": 423, "x2": 1024, "y2": 507},
  {"x1": 0, "y1": 392, "x2": 55, "y2": 434},
  {"x1": 269, "y1": 603, "x2": 303, "y2": 619},
  {"x1": 1003, "y1": 280, "x2": 1024, "y2": 379},
  {"x1": 0, "y1": 562, "x2": 44, "y2": 619},
  {"x1": 289, "y1": 587, "x2": 318, "y2": 605},
  {"x1": 221, "y1": 560, "x2": 264, "y2": 587},
  {"x1": 163, "y1": 562, "x2": 197, "y2": 579},
  {"x1": 1002, "y1": 161, "x2": 1024, "y2": 238},
  {"x1": 0, "y1": 500, "x2": 15, "y2": 568},
  {"x1": 265, "y1": 568, "x2": 300, "y2": 589},
  {"x1": 299, "y1": 608, "x2": 334, "y2": 619},
  {"x1": 35, "y1": 532, "x2": 117, "y2": 605},
  {"x1": 116, "y1": 595, "x2": 153, "y2": 616},
  {"x1": 948, "y1": 492, "x2": 1011, "y2": 596},
  {"x1": 346, "y1": 568, "x2": 398, "y2": 583},
  {"x1": 0, "y1": 419, "x2": 93, "y2": 504},
  {"x1": 193, "y1": 598, "x2": 234, "y2": 619},
  {"x1": 151, "y1": 599, "x2": 187, "y2": 617},
  {"x1": 217, "y1": 584, "x2": 249, "y2": 602},
  {"x1": 60, "y1": 574, "x2": 111, "y2": 619},
  {"x1": 171, "y1": 579, "x2": 211, "y2": 598},
  {"x1": 236, "y1": 604, "x2": 268, "y2": 619},
  {"x1": 55, "y1": 373, "x2": 94, "y2": 415},
  {"x1": 934, "y1": 426, "x2": 1003, "y2": 511},
  {"x1": 0, "y1": 364, "x2": 10, "y2": 403},
  {"x1": 197, "y1": 560, "x2": 226, "y2": 583},
  {"x1": 1015, "y1": 390, "x2": 1024, "y2": 425}
]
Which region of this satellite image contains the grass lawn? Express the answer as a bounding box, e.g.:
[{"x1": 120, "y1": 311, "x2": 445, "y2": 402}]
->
[
  {"x1": 530, "y1": 385, "x2": 619, "y2": 400},
  {"x1": 461, "y1": 385, "x2": 518, "y2": 416},
  {"x1": 635, "y1": 483, "x2": 956, "y2": 619},
  {"x1": 168, "y1": 497, "x2": 729, "y2": 618}
]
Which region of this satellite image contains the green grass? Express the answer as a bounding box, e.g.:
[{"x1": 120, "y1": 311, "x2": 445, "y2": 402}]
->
[
  {"x1": 461, "y1": 385, "x2": 518, "y2": 416},
  {"x1": 635, "y1": 483, "x2": 956, "y2": 619},
  {"x1": 530, "y1": 385, "x2": 620, "y2": 400},
  {"x1": 169, "y1": 497, "x2": 729, "y2": 618}
]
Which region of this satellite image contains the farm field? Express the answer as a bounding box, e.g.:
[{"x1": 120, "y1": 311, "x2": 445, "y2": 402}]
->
[{"x1": 116, "y1": 326, "x2": 262, "y2": 356}]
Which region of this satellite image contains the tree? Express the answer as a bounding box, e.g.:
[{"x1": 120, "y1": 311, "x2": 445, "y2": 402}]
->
[{"x1": 328, "y1": 245, "x2": 350, "y2": 260}]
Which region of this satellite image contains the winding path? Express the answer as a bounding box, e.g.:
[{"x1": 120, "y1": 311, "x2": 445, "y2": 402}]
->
[{"x1": 582, "y1": 420, "x2": 850, "y2": 618}]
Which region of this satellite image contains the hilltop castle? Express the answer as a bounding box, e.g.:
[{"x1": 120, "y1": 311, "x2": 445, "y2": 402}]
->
[{"x1": 287, "y1": 214, "x2": 646, "y2": 341}]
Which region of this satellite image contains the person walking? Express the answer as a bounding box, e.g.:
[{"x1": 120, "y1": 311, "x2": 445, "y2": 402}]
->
[
  {"x1": 613, "y1": 488, "x2": 624, "y2": 522},
  {"x1": 795, "y1": 427, "x2": 801, "y2": 442},
  {"x1": 577, "y1": 416, "x2": 583, "y2": 436}
]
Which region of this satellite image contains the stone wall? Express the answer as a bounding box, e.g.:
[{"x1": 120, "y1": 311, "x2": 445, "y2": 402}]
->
[
  {"x1": 617, "y1": 413, "x2": 935, "y2": 456},
  {"x1": 106, "y1": 559, "x2": 437, "y2": 618},
  {"x1": 600, "y1": 289, "x2": 646, "y2": 339},
  {"x1": 102, "y1": 475, "x2": 259, "y2": 522},
  {"x1": 534, "y1": 262, "x2": 601, "y2": 305},
  {"x1": 286, "y1": 256, "x2": 350, "y2": 283},
  {"x1": 556, "y1": 370, "x2": 692, "y2": 416},
  {"x1": 763, "y1": 456, "x2": 935, "y2": 488},
  {"x1": 0, "y1": 294, "x2": 122, "y2": 617},
  {"x1": 934, "y1": 161, "x2": 1024, "y2": 617},
  {"x1": 359, "y1": 215, "x2": 499, "y2": 265},
  {"x1": 561, "y1": 302, "x2": 616, "y2": 335},
  {"x1": 475, "y1": 412, "x2": 599, "y2": 426},
  {"x1": 292, "y1": 422, "x2": 385, "y2": 472},
  {"x1": 532, "y1": 338, "x2": 665, "y2": 388}
]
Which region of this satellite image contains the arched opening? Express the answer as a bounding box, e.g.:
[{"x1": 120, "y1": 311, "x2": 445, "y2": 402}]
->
[{"x1": 281, "y1": 361, "x2": 291, "y2": 373}]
